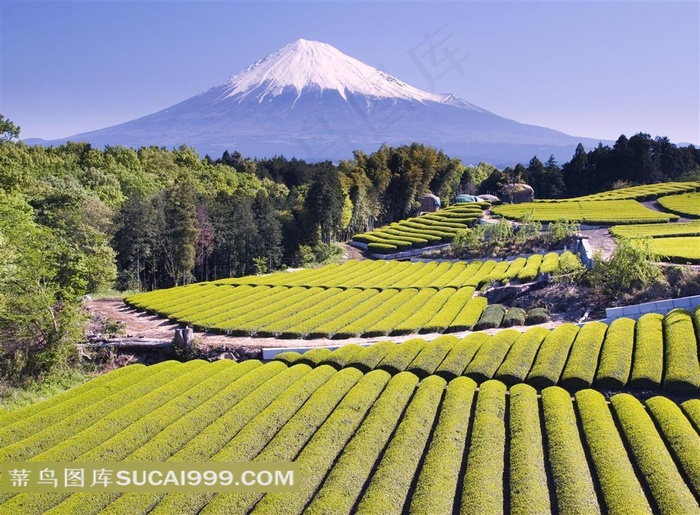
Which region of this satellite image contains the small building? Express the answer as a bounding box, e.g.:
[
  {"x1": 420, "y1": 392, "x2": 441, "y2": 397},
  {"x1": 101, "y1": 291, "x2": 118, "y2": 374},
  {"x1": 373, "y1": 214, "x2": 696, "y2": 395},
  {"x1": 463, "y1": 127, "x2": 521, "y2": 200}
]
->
[
  {"x1": 500, "y1": 183, "x2": 535, "y2": 204},
  {"x1": 419, "y1": 193, "x2": 441, "y2": 212}
]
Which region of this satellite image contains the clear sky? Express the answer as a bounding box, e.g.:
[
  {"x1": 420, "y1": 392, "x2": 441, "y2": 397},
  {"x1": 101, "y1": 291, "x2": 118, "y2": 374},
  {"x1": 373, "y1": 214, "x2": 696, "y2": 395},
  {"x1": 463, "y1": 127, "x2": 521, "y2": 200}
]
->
[{"x1": 2, "y1": 1, "x2": 699, "y2": 145}]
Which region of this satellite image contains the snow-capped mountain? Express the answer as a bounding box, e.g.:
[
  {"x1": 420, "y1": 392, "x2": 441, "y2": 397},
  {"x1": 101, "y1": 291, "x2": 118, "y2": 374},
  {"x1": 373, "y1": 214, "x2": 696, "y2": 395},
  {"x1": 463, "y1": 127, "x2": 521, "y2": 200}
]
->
[
  {"x1": 218, "y1": 39, "x2": 473, "y2": 106},
  {"x1": 31, "y1": 39, "x2": 603, "y2": 164}
]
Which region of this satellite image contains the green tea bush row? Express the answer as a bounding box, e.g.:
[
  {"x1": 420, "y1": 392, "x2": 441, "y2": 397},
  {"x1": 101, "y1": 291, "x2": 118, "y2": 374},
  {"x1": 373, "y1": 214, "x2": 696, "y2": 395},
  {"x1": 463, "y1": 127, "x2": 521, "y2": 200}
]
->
[
  {"x1": 166, "y1": 285, "x2": 255, "y2": 320},
  {"x1": 539, "y1": 251, "x2": 561, "y2": 274},
  {"x1": 611, "y1": 394, "x2": 699, "y2": 513},
  {"x1": 629, "y1": 313, "x2": 664, "y2": 389},
  {"x1": 332, "y1": 290, "x2": 417, "y2": 338},
  {"x1": 474, "y1": 303, "x2": 507, "y2": 330},
  {"x1": 292, "y1": 348, "x2": 334, "y2": 367},
  {"x1": 647, "y1": 236, "x2": 700, "y2": 263},
  {"x1": 23, "y1": 361, "x2": 259, "y2": 515},
  {"x1": 206, "y1": 286, "x2": 315, "y2": 334},
  {"x1": 508, "y1": 383, "x2": 551, "y2": 515},
  {"x1": 501, "y1": 307, "x2": 526, "y2": 327},
  {"x1": 392, "y1": 287, "x2": 456, "y2": 334},
  {"x1": 0, "y1": 361, "x2": 195, "y2": 460},
  {"x1": 682, "y1": 399, "x2": 700, "y2": 433},
  {"x1": 460, "y1": 380, "x2": 507, "y2": 515},
  {"x1": 657, "y1": 191, "x2": 700, "y2": 218},
  {"x1": 662, "y1": 308, "x2": 700, "y2": 394},
  {"x1": 495, "y1": 327, "x2": 549, "y2": 386},
  {"x1": 525, "y1": 307, "x2": 551, "y2": 325},
  {"x1": 501, "y1": 257, "x2": 526, "y2": 282},
  {"x1": 209, "y1": 286, "x2": 309, "y2": 332},
  {"x1": 421, "y1": 287, "x2": 476, "y2": 333},
  {"x1": 527, "y1": 324, "x2": 580, "y2": 389},
  {"x1": 610, "y1": 221, "x2": 700, "y2": 239},
  {"x1": 493, "y1": 199, "x2": 679, "y2": 224},
  {"x1": 305, "y1": 372, "x2": 418, "y2": 514},
  {"x1": 238, "y1": 287, "x2": 342, "y2": 335},
  {"x1": 252, "y1": 370, "x2": 391, "y2": 514},
  {"x1": 377, "y1": 338, "x2": 427, "y2": 374},
  {"x1": 199, "y1": 367, "x2": 364, "y2": 515},
  {"x1": 407, "y1": 261, "x2": 452, "y2": 288},
  {"x1": 646, "y1": 396, "x2": 700, "y2": 499},
  {"x1": 186, "y1": 286, "x2": 282, "y2": 328},
  {"x1": 517, "y1": 254, "x2": 544, "y2": 282},
  {"x1": 409, "y1": 376, "x2": 477, "y2": 514},
  {"x1": 357, "y1": 375, "x2": 446, "y2": 514},
  {"x1": 309, "y1": 289, "x2": 399, "y2": 339},
  {"x1": 594, "y1": 317, "x2": 635, "y2": 390},
  {"x1": 382, "y1": 226, "x2": 443, "y2": 243},
  {"x1": 97, "y1": 362, "x2": 293, "y2": 515},
  {"x1": 407, "y1": 335, "x2": 459, "y2": 378},
  {"x1": 363, "y1": 288, "x2": 436, "y2": 336},
  {"x1": 572, "y1": 181, "x2": 700, "y2": 202},
  {"x1": 0, "y1": 361, "x2": 217, "y2": 510},
  {"x1": 542, "y1": 386, "x2": 601, "y2": 514},
  {"x1": 435, "y1": 333, "x2": 490, "y2": 379},
  {"x1": 576, "y1": 389, "x2": 652, "y2": 514},
  {"x1": 448, "y1": 297, "x2": 488, "y2": 331},
  {"x1": 0, "y1": 363, "x2": 151, "y2": 442},
  {"x1": 347, "y1": 340, "x2": 396, "y2": 373},
  {"x1": 147, "y1": 364, "x2": 333, "y2": 514},
  {"x1": 352, "y1": 202, "x2": 487, "y2": 252},
  {"x1": 464, "y1": 329, "x2": 520, "y2": 383},
  {"x1": 560, "y1": 321, "x2": 607, "y2": 390},
  {"x1": 481, "y1": 260, "x2": 511, "y2": 286},
  {"x1": 274, "y1": 288, "x2": 376, "y2": 338},
  {"x1": 126, "y1": 257, "x2": 564, "y2": 338},
  {"x1": 319, "y1": 344, "x2": 365, "y2": 369},
  {"x1": 274, "y1": 304, "x2": 699, "y2": 394},
  {"x1": 8, "y1": 361, "x2": 700, "y2": 513}
]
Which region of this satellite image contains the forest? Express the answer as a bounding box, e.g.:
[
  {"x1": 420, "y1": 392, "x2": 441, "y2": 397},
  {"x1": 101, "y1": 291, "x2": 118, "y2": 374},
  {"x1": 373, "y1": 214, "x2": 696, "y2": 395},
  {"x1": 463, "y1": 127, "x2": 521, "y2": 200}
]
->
[{"x1": 0, "y1": 111, "x2": 699, "y2": 381}]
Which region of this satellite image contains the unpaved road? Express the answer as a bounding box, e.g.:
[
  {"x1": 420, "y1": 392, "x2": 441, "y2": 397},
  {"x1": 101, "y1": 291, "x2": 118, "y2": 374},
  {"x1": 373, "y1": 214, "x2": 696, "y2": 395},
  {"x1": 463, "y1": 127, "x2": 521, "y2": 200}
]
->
[{"x1": 580, "y1": 227, "x2": 616, "y2": 260}]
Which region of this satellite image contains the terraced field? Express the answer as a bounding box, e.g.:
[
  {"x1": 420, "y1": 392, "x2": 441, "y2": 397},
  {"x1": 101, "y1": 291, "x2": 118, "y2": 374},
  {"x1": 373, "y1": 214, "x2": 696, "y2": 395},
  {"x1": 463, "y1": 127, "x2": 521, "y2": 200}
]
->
[
  {"x1": 561, "y1": 181, "x2": 700, "y2": 202},
  {"x1": 657, "y1": 191, "x2": 700, "y2": 218},
  {"x1": 2, "y1": 333, "x2": 698, "y2": 514},
  {"x1": 610, "y1": 221, "x2": 700, "y2": 239},
  {"x1": 609, "y1": 222, "x2": 700, "y2": 263},
  {"x1": 645, "y1": 236, "x2": 700, "y2": 264},
  {"x1": 493, "y1": 199, "x2": 679, "y2": 224},
  {"x1": 276, "y1": 306, "x2": 700, "y2": 394},
  {"x1": 125, "y1": 255, "x2": 567, "y2": 338},
  {"x1": 352, "y1": 202, "x2": 486, "y2": 254}
]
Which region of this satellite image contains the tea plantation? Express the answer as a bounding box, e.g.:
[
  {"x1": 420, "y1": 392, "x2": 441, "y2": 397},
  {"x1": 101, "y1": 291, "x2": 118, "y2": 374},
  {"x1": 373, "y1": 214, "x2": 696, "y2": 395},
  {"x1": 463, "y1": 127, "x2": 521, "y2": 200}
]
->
[
  {"x1": 2, "y1": 306, "x2": 699, "y2": 514},
  {"x1": 125, "y1": 255, "x2": 568, "y2": 338}
]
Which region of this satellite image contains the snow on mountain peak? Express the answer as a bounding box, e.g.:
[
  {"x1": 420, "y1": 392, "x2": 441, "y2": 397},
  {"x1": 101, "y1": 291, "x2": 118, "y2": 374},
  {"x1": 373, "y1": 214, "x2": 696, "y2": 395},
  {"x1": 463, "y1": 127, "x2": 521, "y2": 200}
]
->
[{"x1": 219, "y1": 39, "x2": 459, "y2": 105}]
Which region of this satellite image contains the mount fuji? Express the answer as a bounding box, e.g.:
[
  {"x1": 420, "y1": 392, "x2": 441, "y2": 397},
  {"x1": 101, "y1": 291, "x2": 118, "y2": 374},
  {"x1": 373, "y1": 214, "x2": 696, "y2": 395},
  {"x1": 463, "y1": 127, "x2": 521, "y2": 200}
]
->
[{"x1": 32, "y1": 39, "x2": 603, "y2": 164}]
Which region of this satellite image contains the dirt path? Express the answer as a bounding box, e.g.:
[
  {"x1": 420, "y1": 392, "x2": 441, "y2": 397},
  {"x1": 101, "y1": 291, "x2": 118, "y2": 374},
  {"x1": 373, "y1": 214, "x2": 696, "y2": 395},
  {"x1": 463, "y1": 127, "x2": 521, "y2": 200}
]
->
[
  {"x1": 580, "y1": 227, "x2": 617, "y2": 260},
  {"x1": 339, "y1": 242, "x2": 366, "y2": 261}
]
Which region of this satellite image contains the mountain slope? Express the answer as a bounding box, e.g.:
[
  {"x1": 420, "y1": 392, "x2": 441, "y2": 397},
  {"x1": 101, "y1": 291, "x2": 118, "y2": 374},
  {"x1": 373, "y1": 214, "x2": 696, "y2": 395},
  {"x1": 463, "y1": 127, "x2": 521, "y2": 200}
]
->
[{"x1": 32, "y1": 39, "x2": 603, "y2": 164}]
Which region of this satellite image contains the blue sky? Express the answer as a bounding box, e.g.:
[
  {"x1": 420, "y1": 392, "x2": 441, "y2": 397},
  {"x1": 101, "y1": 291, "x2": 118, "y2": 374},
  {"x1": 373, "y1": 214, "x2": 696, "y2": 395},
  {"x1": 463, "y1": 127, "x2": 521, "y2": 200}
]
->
[{"x1": 2, "y1": 1, "x2": 699, "y2": 146}]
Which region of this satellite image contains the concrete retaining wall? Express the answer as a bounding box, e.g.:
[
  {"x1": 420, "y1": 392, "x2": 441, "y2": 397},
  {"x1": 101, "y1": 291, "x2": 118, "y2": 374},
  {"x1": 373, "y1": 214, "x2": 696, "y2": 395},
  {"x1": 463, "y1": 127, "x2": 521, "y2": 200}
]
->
[{"x1": 605, "y1": 294, "x2": 700, "y2": 321}]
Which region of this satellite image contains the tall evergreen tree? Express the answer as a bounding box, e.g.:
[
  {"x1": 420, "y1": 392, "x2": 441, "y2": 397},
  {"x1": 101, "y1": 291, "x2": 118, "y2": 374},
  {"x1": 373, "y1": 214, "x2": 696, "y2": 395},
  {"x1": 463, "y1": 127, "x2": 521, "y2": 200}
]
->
[
  {"x1": 162, "y1": 172, "x2": 199, "y2": 286},
  {"x1": 562, "y1": 143, "x2": 589, "y2": 197}
]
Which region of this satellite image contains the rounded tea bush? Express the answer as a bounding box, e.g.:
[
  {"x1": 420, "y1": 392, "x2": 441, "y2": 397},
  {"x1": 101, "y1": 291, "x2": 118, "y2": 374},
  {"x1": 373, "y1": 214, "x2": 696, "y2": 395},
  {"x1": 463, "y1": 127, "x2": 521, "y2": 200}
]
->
[
  {"x1": 525, "y1": 308, "x2": 551, "y2": 325},
  {"x1": 502, "y1": 307, "x2": 527, "y2": 327}
]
